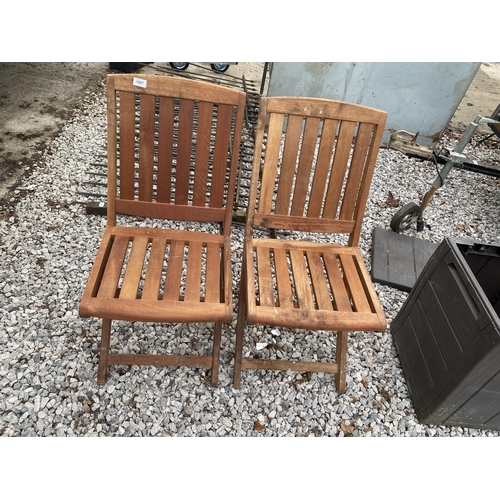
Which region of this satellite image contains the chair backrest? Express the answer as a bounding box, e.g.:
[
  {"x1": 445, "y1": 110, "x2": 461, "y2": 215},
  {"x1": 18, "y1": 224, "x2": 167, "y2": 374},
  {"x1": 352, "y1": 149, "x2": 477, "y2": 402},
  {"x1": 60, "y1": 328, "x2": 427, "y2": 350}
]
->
[
  {"x1": 106, "y1": 74, "x2": 247, "y2": 234},
  {"x1": 247, "y1": 97, "x2": 387, "y2": 246}
]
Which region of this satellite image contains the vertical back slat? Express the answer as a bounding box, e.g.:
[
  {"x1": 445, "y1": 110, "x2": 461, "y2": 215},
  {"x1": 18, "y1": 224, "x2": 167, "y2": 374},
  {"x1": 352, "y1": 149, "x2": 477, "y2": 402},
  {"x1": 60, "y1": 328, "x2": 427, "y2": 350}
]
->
[
  {"x1": 119, "y1": 92, "x2": 136, "y2": 200},
  {"x1": 274, "y1": 114, "x2": 303, "y2": 214},
  {"x1": 307, "y1": 119, "x2": 338, "y2": 217},
  {"x1": 321, "y1": 120, "x2": 356, "y2": 219},
  {"x1": 258, "y1": 112, "x2": 284, "y2": 214},
  {"x1": 210, "y1": 103, "x2": 232, "y2": 208},
  {"x1": 339, "y1": 122, "x2": 373, "y2": 220},
  {"x1": 156, "y1": 96, "x2": 174, "y2": 203},
  {"x1": 290, "y1": 116, "x2": 321, "y2": 216},
  {"x1": 138, "y1": 94, "x2": 156, "y2": 202},
  {"x1": 193, "y1": 101, "x2": 213, "y2": 206},
  {"x1": 175, "y1": 98, "x2": 195, "y2": 205}
]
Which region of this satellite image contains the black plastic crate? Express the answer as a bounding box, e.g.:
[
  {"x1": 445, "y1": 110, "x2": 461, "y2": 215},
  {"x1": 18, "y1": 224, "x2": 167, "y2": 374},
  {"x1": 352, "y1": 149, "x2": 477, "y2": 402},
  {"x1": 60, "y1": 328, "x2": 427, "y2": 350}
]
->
[{"x1": 391, "y1": 237, "x2": 500, "y2": 430}]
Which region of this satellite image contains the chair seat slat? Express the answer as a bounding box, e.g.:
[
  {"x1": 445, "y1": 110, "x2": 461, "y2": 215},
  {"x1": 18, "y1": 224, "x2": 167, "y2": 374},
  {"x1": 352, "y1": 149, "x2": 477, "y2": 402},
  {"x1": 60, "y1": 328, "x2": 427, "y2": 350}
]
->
[
  {"x1": 256, "y1": 246, "x2": 275, "y2": 307},
  {"x1": 289, "y1": 249, "x2": 314, "y2": 310},
  {"x1": 272, "y1": 247, "x2": 294, "y2": 309},
  {"x1": 306, "y1": 251, "x2": 334, "y2": 311},
  {"x1": 339, "y1": 253, "x2": 372, "y2": 313},
  {"x1": 141, "y1": 237, "x2": 167, "y2": 301},
  {"x1": 323, "y1": 252, "x2": 353, "y2": 312},
  {"x1": 119, "y1": 236, "x2": 149, "y2": 299},
  {"x1": 97, "y1": 236, "x2": 130, "y2": 299},
  {"x1": 205, "y1": 242, "x2": 221, "y2": 303},
  {"x1": 185, "y1": 240, "x2": 203, "y2": 302}
]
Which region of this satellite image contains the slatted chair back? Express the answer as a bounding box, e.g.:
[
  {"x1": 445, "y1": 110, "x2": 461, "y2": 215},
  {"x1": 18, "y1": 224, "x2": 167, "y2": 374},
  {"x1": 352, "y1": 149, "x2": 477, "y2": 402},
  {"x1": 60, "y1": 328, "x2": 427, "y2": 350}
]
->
[
  {"x1": 248, "y1": 97, "x2": 387, "y2": 246},
  {"x1": 106, "y1": 74, "x2": 246, "y2": 233}
]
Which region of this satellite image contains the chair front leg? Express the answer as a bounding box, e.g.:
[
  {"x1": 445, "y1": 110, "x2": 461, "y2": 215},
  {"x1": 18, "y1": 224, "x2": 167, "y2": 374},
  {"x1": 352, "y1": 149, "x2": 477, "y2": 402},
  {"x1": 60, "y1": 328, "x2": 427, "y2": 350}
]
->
[
  {"x1": 97, "y1": 318, "x2": 112, "y2": 385},
  {"x1": 335, "y1": 331, "x2": 348, "y2": 394},
  {"x1": 211, "y1": 321, "x2": 222, "y2": 387},
  {"x1": 233, "y1": 272, "x2": 247, "y2": 389}
]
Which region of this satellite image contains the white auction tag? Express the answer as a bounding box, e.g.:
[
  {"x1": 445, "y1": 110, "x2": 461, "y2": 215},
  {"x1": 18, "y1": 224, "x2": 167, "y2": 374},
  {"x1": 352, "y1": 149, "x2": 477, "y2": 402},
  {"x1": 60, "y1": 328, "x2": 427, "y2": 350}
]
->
[{"x1": 133, "y1": 77, "x2": 147, "y2": 88}]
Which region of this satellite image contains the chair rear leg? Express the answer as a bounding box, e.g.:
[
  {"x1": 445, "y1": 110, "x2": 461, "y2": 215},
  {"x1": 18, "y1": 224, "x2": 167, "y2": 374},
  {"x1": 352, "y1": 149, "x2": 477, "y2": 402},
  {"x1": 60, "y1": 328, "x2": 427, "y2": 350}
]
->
[
  {"x1": 335, "y1": 331, "x2": 348, "y2": 394},
  {"x1": 97, "y1": 318, "x2": 112, "y2": 385},
  {"x1": 233, "y1": 277, "x2": 247, "y2": 388},
  {"x1": 210, "y1": 321, "x2": 222, "y2": 387}
]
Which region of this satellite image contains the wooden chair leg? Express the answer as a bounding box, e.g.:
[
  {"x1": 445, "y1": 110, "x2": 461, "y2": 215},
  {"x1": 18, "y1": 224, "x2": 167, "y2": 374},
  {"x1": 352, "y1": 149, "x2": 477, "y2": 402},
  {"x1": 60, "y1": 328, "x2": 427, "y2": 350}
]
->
[
  {"x1": 97, "y1": 318, "x2": 112, "y2": 385},
  {"x1": 335, "y1": 331, "x2": 348, "y2": 394},
  {"x1": 211, "y1": 321, "x2": 222, "y2": 387},
  {"x1": 233, "y1": 274, "x2": 247, "y2": 389}
]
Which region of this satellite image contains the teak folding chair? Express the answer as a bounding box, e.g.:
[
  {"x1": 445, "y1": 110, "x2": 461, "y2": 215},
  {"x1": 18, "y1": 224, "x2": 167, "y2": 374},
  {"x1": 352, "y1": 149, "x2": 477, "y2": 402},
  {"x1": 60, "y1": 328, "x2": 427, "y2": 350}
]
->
[
  {"x1": 79, "y1": 74, "x2": 246, "y2": 386},
  {"x1": 233, "y1": 96, "x2": 388, "y2": 393}
]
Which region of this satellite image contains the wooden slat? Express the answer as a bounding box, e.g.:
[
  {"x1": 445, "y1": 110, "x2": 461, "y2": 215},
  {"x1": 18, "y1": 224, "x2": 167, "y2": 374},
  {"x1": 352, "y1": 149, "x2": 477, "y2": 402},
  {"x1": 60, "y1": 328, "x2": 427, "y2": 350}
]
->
[
  {"x1": 119, "y1": 236, "x2": 149, "y2": 299},
  {"x1": 253, "y1": 213, "x2": 355, "y2": 233},
  {"x1": 306, "y1": 251, "x2": 333, "y2": 311},
  {"x1": 210, "y1": 103, "x2": 232, "y2": 208},
  {"x1": 272, "y1": 247, "x2": 294, "y2": 309},
  {"x1": 193, "y1": 101, "x2": 213, "y2": 206},
  {"x1": 110, "y1": 225, "x2": 223, "y2": 244},
  {"x1": 85, "y1": 297, "x2": 230, "y2": 323},
  {"x1": 252, "y1": 237, "x2": 352, "y2": 253},
  {"x1": 275, "y1": 114, "x2": 303, "y2": 214},
  {"x1": 108, "y1": 353, "x2": 212, "y2": 368},
  {"x1": 156, "y1": 96, "x2": 174, "y2": 203},
  {"x1": 118, "y1": 91, "x2": 136, "y2": 200},
  {"x1": 163, "y1": 240, "x2": 185, "y2": 301},
  {"x1": 110, "y1": 74, "x2": 244, "y2": 106},
  {"x1": 322, "y1": 120, "x2": 356, "y2": 219},
  {"x1": 290, "y1": 116, "x2": 321, "y2": 216},
  {"x1": 138, "y1": 94, "x2": 155, "y2": 201},
  {"x1": 175, "y1": 98, "x2": 194, "y2": 205},
  {"x1": 264, "y1": 96, "x2": 386, "y2": 124},
  {"x1": 289, "y1": 249, "x2": 314, "y2": 310},
  {"x1": 256, "y1": 246, "x2": 275, "y2": 307},
  {"x1": 142, "y1": 237, "x2": 167, "y2": 300},
  {"x1": 323, "y1": 252, "x2": 352, "y2": 312},
  {"x1": 185, "y1": 240, "x2": 202, "y2": 302},
  {"x1": 339, "y1": 253, "x2": 372, "y2": 313},
  {"x1": 258, "y1": 112, "x2": 284, "y2": 213},
  {"x1": 115, "y1": 199, "x2": 226, "y2": 222},
  {"x1": 339, "y1": 122, "x2": 373, "y2": 220},
  {"x1": 205, "y1": 242, "x2": 221, "y2": 303},
  {"x1": 307, "y1": 118, "x2": 338, "y2": 218},
  {"x1": 249, "y1": 306, "x2": 383, "y2": 331},
  {"x1": 97, "y1": 236, "x2": 130, "y2": 299},
  {"x1": 241, "y1": 358, "x2": 339, "y2": 374}
]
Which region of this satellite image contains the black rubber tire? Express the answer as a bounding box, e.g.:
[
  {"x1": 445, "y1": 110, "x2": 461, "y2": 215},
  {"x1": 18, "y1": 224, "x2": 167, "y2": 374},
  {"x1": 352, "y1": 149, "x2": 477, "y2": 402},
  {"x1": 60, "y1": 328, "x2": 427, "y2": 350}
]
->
[
  {"x1": 210, "y1": 63, "x2": 229, "y2": 73},
  {"x1": 169, "y1": 62, "x2": 189, "y2": 71},
  {"x1": 390, "y1": 202, "x2": 421, "y2": 233}
]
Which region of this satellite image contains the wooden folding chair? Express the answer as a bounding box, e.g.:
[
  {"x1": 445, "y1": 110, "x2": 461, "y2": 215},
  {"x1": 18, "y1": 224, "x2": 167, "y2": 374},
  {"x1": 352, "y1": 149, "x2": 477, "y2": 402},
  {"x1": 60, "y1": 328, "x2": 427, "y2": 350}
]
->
[
  {"x1": 234, "y1": 96, "x2": 388, "y2": 393},
  {"x1": 79, "y1": 74, "x2": 246, "y2": 386}
]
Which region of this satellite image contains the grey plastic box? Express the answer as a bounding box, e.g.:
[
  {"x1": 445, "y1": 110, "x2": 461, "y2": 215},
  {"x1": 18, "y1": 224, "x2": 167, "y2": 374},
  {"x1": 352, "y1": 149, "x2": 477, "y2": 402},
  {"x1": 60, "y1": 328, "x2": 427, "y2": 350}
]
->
[{"x1": 391, "y1": 237, "x2": 500, "y2": 430}]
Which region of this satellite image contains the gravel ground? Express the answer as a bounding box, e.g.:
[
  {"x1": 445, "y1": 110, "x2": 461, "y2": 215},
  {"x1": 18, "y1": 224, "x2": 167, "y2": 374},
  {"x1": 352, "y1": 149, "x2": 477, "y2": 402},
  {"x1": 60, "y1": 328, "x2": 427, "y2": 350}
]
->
[{"x1": 1, "y1": 77, "x2": 500, "y2": 438}]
